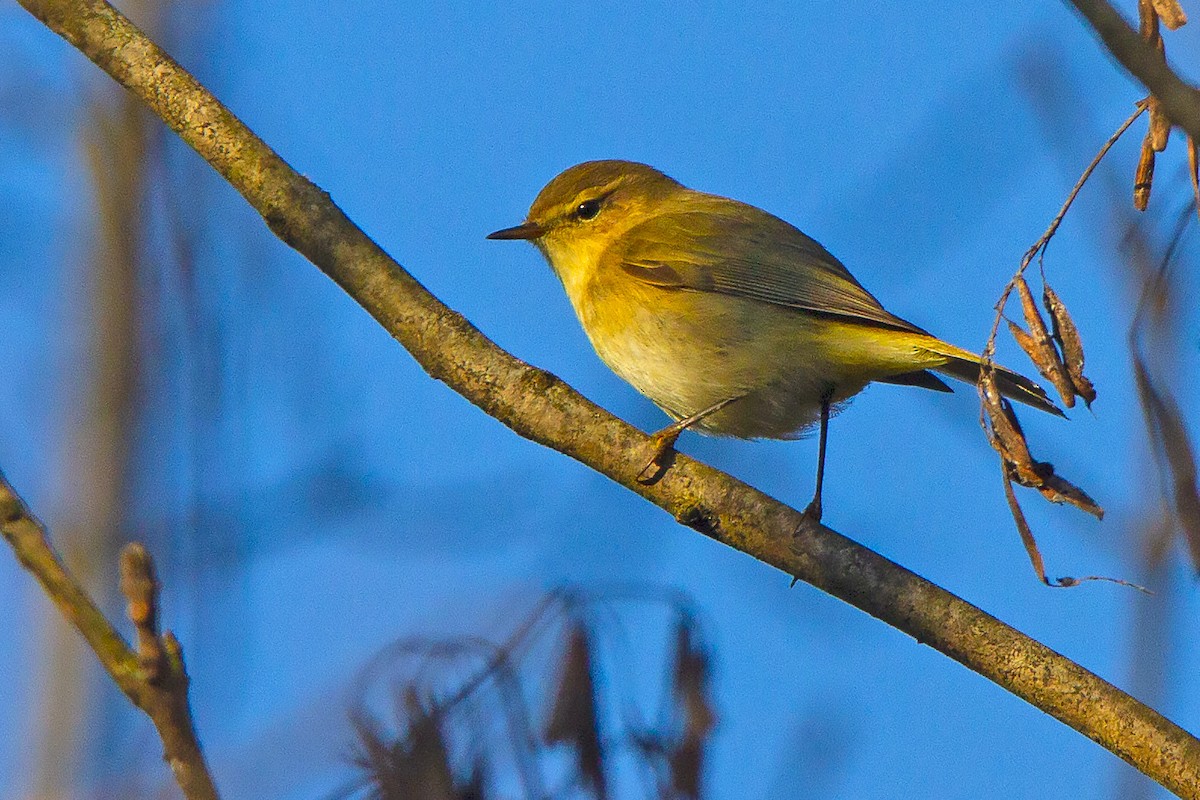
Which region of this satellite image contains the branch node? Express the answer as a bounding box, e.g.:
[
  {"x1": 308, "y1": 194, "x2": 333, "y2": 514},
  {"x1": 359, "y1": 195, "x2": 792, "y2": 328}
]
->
[{"x1": 120, "y1": 542, "x2": 167, "y2": 684}]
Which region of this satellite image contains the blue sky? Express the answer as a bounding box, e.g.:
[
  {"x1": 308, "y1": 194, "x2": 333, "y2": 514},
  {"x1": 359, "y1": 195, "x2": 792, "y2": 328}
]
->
[{"x1": 2, "y1": 2, "x2": 1200, "y2": 798}]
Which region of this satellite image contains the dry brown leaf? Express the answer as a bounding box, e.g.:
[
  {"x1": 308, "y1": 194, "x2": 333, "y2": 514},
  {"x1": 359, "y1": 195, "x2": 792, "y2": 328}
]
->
[
  {"x1": 1002, "y1": 476, "x2": 1051, "y2": 584},
  {"x1": 544, "y1": 623, "x2": 607, "y2": 799},
  {"x1": 1013, "y1": 277, "x2": 1076, "y2": 406},
  {"x1": 1007, "y1": 320, "x2": 1076, "y2": 410},
  {"x1": 981, "y1": 366, "x2": 1036, "y2": 481},
  {"x1": 1043, "y1": 283, "x2": 1097, "y2": 407},
  {"x1": 986, "y1": 362, "x2": 1129, "y2": 586},
  {"x1": 985, "y1": 360, "x2": 1107, "y2": 542},
  {"x1": 1134, "y1": 136, "x2": 1156, "y2": 211},
  {"x1": 1037, "y1": 471, "x2": 1105, "y2": 519},
  {"x1": 1151, "y1": 0, "x2": 1188, "y2": 29},
  {"x1": 1150, "y1": 104, "x2": 1172, "y2": 152},
  {"x1": 1002, "y1": 474, "x2": 1140, "y2": 589},
  {"x1": 669, "y1": 620, "x2": 714, "y2": 799},
  {"x1": 1134, "y1": 358, "x2": 1200, "y2": 572}
]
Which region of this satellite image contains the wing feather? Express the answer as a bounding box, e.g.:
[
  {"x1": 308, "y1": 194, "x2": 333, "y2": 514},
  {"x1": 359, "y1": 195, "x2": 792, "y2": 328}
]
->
[{"x1": 605, "y1": 200, "x2": 927, "y2": 334}]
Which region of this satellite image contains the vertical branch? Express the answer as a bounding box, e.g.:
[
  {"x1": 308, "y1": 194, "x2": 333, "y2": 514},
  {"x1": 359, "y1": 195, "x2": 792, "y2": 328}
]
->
[{"x1": 34, "y1": 58, "x2": 151, "y2": 799}]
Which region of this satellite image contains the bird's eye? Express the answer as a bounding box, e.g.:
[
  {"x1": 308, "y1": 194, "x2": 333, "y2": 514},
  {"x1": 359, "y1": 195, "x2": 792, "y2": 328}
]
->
[{"x1": 574, "y1": 199, "x2": 602, "y2": 220}]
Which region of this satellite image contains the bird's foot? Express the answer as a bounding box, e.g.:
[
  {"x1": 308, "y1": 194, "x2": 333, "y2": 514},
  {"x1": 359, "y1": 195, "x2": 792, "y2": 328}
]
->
[
  {"x1": 800, "y1": 497, "x2": 822, "y2": 525},
  {"x1": 788, "y1": 497, "x2": 825, "y2": 588},
  {"x1": 637, "y1": 428, "x2": 681, "y2": 484}
]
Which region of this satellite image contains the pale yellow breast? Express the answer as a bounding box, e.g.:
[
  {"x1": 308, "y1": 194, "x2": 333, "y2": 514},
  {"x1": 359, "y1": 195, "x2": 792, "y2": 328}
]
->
[{"x1": 538, "y1": 221, "x2": 947, "y2": 438}]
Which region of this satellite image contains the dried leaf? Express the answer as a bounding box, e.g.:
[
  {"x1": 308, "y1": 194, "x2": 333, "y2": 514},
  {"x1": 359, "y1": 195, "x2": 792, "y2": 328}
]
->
[
  {"x1": 985, "y1": 353, "x2": 1105, "y2": 516},
  {"x1": 1002, "y1": 477, "x2": 1140, "y2": 590},
  {"x1": 1006, "y1": 320, "x2": 1037, "y2": 360},
  {"x1": 1013, "y1": 277, "x2": 1076, "y2": 407},
  {"x1": 1149, "y1": 100, "x2": 1172, "y2": 152},
  {"x1": 1134, "y1": 135, "x2": 1156, "y2": 211},
  {"x1": 1042, "y1": 283, "x2": 1097, "y2": 407},
  {"x1": 1037, "y1": 471, "x2": 1105, "y2": 519},
  {"x1": 1134, "y1": 358, "x2": 1200, "y2": 572},
  {"x1": 981, "y1": 365, "x2": 1037, "y2": 482},
  {"x1": 545, "y1": 624, "x2": 606, "y2": 799},
  {"x1": 352, "y1": 691, "x2": 459, "y2": 800},
  {"x1": 1007, "y1": 320, "x2": 1075, "y2": 410},
  {"x1": 669, "y1": 619, "x2": 714, "y2": 799},
  {"x1": 1002, "y1": 476, "x2": 1051, "y2": 585},
  {"x1": 1151, "y1": 0, "x2": 1188, "y2": 29}
]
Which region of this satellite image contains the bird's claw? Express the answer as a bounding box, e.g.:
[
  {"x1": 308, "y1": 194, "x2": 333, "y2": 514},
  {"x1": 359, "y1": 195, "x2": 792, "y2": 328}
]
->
[{"x1": 637, "y1": 429, "x2": 681, "y2": 484}]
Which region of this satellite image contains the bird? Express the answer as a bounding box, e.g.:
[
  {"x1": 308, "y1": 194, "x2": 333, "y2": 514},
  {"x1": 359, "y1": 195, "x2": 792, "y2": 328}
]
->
[{"x1": 488, "y1": 160, "x2": 1060, "y2": 520}]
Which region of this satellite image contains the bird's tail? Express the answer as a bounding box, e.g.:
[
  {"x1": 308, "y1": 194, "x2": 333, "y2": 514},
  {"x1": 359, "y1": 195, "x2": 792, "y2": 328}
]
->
[{"x1": 922, "y1": 338, "x2": 1064, "y2": 417}]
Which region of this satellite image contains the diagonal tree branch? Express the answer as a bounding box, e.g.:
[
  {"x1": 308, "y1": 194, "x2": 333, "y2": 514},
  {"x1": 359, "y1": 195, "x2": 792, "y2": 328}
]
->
[
  {"x1": 0, "y1": 471, "x2": 220, "y2": 799},
  {"x1": 1066, "y1": 0, "x2": 1200, "y2": 139},
  {"x1": 11, "y1": 0, "x2": 1200, "y2": 796}
]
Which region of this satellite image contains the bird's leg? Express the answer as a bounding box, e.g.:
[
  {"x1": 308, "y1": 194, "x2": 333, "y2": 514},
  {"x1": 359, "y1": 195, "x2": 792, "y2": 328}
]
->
[
  {"x1": 801, "y1": 387, "x2": 834, "y2": 522},
  {"x1": 637, "y1": 395, "x2": 743, "y2": 484}
]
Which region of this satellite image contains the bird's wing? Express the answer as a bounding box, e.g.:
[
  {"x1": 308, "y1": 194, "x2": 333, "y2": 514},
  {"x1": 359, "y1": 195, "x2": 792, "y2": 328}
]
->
[{"x1": 605, "y1": 202, "x2": 927, "y2": 334}]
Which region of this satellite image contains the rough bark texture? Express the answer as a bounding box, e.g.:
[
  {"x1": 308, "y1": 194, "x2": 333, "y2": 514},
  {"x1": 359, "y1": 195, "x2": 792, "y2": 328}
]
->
[{"x1": 12, "y1": 0, "x2": 1200, "y2": 797}]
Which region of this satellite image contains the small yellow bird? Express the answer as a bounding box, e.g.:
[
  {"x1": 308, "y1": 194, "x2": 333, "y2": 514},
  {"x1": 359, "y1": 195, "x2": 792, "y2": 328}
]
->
[{"x1": 489, "y1": 160, "x2": 1060, "y2": 519}]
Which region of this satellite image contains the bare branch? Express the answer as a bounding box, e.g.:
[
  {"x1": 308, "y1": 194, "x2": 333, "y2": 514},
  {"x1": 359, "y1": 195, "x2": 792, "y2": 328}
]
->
[
  {"x1": 0, "y1": 470, "x2": 220, "y2": 800},
  {"x1": 12, "y1": 0, "x2": 1200, "y2": 796}
]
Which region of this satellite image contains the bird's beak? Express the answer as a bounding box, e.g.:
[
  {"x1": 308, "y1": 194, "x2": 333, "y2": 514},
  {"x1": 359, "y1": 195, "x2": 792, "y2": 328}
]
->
[{"x1": 487, "y1": 221, "x2": 545, "y2": 241}]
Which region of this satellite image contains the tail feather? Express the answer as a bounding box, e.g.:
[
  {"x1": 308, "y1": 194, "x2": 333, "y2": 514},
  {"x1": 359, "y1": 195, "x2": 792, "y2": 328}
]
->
[
  {"x1": 877, "y1": 369, "x2": 953, "y2": 393},
  {"x1": 846, "y1": 324, "x2": 1065, "y2": 416},
  {"x1": 933, "y1": 353, "x2": 1065, "y2": 417}
]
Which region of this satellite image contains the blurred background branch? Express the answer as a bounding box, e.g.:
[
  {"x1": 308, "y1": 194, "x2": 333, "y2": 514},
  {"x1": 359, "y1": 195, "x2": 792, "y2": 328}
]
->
[{"x1": 1067, "y1": 0, "x2": 1200, "y2": 138}]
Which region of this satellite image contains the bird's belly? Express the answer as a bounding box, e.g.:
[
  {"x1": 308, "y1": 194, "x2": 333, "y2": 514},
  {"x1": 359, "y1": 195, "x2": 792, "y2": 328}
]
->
[{"x1": 578, "y1": 290, "x2": 869, "y2": 439}]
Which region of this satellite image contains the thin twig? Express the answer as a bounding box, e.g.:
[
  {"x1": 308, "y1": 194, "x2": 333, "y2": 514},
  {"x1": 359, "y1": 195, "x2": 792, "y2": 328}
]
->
[
  {"x1": 0, "y1": 470, "x2": 220, "y2": 800},
  {"x1": 12, "y1": 1, "x2": 1200, "y2": 796},
  {"x1": 982, "y1": 102, "x2": 1146, "y2": 367}
]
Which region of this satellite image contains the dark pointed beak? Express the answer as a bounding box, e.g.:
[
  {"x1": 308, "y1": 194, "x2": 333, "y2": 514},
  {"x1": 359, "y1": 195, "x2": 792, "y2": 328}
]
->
[{"x1": 487, "y1": 221, "x2": 545, "y2": 241}]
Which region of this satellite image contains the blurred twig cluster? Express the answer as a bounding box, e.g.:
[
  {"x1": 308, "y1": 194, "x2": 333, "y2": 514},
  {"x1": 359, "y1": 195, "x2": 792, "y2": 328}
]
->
[{"x1": 342, "y1": 587, "x2": 715, "y2": 800}]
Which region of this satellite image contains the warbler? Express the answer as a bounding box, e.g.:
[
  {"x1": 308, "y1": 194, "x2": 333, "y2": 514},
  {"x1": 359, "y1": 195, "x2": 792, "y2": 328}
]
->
[{"x1": 488, "y1": 160, "x2": 1060, "y2": 519}]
